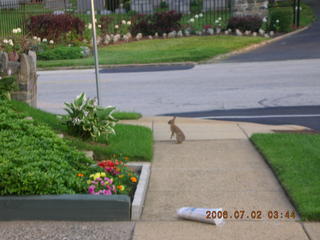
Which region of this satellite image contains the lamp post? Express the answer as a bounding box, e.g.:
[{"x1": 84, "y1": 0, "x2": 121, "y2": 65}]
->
[{"x1": 90, "y1": 0, "x2": 101, "y2": 105}]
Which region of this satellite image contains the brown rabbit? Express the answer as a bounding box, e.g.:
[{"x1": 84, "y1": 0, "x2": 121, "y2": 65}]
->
[{"x1": 168, "y1": 116, "x2": 186, "y2": 144}]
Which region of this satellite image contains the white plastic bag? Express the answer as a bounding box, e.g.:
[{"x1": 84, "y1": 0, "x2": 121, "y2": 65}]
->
[{"x1": 177, "y1": 207, "x2": 225, "y2": 226}]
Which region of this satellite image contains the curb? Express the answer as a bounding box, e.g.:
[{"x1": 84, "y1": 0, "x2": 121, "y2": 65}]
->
[
  {"x1": 38, "y1": 62, "x2": 196, "y2": 71},
  {"x1": 127, "y1": 162, "x2": 151, "y2": 221},
  {"x1": 202, "y1": 26, "x2": 310, "y2": 63}
]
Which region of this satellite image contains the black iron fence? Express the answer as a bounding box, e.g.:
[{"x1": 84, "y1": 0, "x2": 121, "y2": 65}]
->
[{"x1": 0, "y1": 0, "x2": 233, "y2": 37}]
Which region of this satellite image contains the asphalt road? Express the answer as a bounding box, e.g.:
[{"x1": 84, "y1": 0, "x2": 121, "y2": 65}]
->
[
  {"x1": 163, "y1": 105, "x2": 320, "y2": 131},
  {"x1": 223, "y1": 0, "x2": 320, "y2": 62},
  {"x1": 38, "y1": 58, "x2": 320, "y2": 116}
]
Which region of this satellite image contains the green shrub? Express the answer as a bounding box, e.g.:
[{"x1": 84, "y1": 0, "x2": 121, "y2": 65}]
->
[
  {"x1": 0, "y1": 101, "x2": 97, "y2": 196},
  {"x1": 37, "y1": 46, "x2": 84, "y2": 60},
  {"x1": 62, "y1": 93, "x2": 118, "y2": 142},
  {"x1": 0, "y1": 76, "x2": 17, "y2": 100},
  {"x1": 269, "y1": 7, "x2": 293, "y2": 32}
]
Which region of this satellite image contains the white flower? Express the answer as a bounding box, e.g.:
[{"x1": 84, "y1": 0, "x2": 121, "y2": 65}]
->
[
  {"x1": 195, "y1": 14, "x2": 199, "y2": 19},
  {"x1": 8, "y1": 39, "x2": 13, "y2": 46},
  {"x1": 33, "y1": 36, "x2": 37, "y2": 40},
  {"x1": 98, "y1": 24, "x2": 101, "y2": 28},
  {"x1": 263, "y1": 17, "x2": 267, "y2": 23},
  {"x1": 276, "y1": 19, "x2": 280, "y2": 23},
  {"x1": 3, "y1": 39, "x2": 8, "y2": 44},
  {"x1": 189, "y1": 18, "x2": 195, "y2": 23},
  {"x1": 37, "y1": 37, "x2": 41, "y2": 42},
  {"x1": 215, "y1": 20, "x2": 219, "y2": 23},
  {"x1": 121, "y1": 20, "x2": 126, "y2": 24},
  {"x1": 42, "y1": 38, "x2": 47, "y2": 42},
  {"x1": 115, "y1": 25, "x2": 119, "y2": 29},
  {"x1": 49, "y1": 40, "x2": 54, "y2": 44},
  {"x1": 218, "y1": 17, "x2": 222, "y2": 21},
  {"x1": 87, "y1": 23, "x2": 92, "y2": 29},
  {"x1": 12, "y1": 29, "x2": 18, "y2": 34},
  {"x1": 127, "y1": 21, "x2": 131, "y2": 25},
  {"x1": 17, "y1": 28, "x2": 22, "y2": 33},
  {"x1": 199, "y1": 13, "x2": 203, "y2": 17}
]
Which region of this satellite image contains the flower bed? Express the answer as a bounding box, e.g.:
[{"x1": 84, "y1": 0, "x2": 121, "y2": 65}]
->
[{"x1": 0, "y1": 100, "x2": 149, "y2": 220}]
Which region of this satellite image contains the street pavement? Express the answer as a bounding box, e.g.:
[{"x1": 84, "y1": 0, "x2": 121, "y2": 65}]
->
[
  {"x1": 163, "y1": 105, "x2": 320, "y2": 131},
  {"x1": 38, "y1": 58, "x2": 320, "y2": 117}
]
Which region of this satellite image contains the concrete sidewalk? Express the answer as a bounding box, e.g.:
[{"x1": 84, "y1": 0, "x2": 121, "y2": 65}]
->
[
  {"x1": 0, "y1": 118, "x2": 318, "y2": 240},
  {"x1": 121, "y1": 117, "x2": 318, "y2": 240}
]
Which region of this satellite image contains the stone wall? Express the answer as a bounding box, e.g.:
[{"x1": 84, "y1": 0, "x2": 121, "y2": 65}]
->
[
  {"x1": 233, "y1": 0, "x2": 268, "y2": 17},
  {"x1": 0, "y1": 52, "x2": 37, "y2": 107}
]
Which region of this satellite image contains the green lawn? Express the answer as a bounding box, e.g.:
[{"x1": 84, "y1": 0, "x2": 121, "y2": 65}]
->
[
  {"x1": 251, "y1": 133, "x2": 320, "y2": 221},
  {"x1": 10, "y1": 100, "x2": 153, "y2": 161},
  {"x1": 38, "y1": 35, "x2": 265, "y2": 68}
]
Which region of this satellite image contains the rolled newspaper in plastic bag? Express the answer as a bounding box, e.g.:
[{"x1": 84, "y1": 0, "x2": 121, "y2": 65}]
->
[{"x1": 177, "y1": 207, "x2": 225, "y2": 226}]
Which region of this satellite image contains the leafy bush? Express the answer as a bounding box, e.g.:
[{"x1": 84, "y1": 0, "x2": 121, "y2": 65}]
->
[
  {"x1": 37, "y1": 46, "x2": 84, "y2": 60},
  {"x1": 0, "y1": 101, "x2": 97, "y2": 195},
  {"x1": 227, "y1": 16, "x2": 263, "y2": 32},
  {"x1": 190, "y1": 0, "x2": 203, "y2": 14},
  {"x1": 99, "y1": 16, "x2": 114, "y2": 35},
  {"x1": 130, "y1": 14, "x2": 155, "y2": 36},
  {"x1": 26, "y1": 14, "x2": 85, "y2": 42},
  {"x1": 130, "y1": 11, "x2": 182, "y2": 36},
  {"x1": 63, "y1": 93, "x2": 118, "y2": 142},
  {"x1": 153, "y1": 11, "x2": 182, "y2": 34},
  {"x1": 269, "y1": 0, "x2": 293, "y2": 8},
  {"x1": 269, "y1": 7, "x2": 293, "y2": 32},
  {"x1": 0, "y1": 76, "x2": 17, "y2": 100}
]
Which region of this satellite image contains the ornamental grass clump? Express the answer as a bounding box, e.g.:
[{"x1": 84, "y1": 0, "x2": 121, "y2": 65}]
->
[{"x1": 62, "y1": 93, "x2": 118, "y2": 143}]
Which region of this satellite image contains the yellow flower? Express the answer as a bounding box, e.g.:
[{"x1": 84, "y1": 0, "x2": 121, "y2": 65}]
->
[
  {"x1": 87, "y1": 180, "x2": 91, "y2": 184},
  {"x1": 118, "y1": 174, "x2": 124, "y2": 178},
  {"x1": 124, "y1": 156, "x2": 129, "y2": 161},
  {"x1": 90, "y1": 174, "x2": 94, "y2": 178},
  {"x1": 100, "y1": 172, "x2": 106, "y2": 177},
  {"x1": 117, "y1": 185, "x2": 125, "y2": 191},
  {"x1": 130, "y1": 177, "x2": 137, "y2": 183},
  {"x1": 94, "y1": 173, "x2": 101, "y2": 180}
]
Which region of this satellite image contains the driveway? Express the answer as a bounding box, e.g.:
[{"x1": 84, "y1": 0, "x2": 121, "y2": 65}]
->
[{"x1": 223, "y1": 0, "x2": 320, "y2": 62}]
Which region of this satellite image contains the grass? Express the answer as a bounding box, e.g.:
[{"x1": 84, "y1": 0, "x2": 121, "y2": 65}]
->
[
  {"x1": 113, "y1": 111, "x2": 142, "y2": 120},
  {"x1": 38, "y1": 35, "x2": 265, "y2": 68},
  {"x1": 299, "y1": 3, "x2": 317, "y2": 27},
  {"x1": 251, "y1": 133, "x2": 320, "y2": 221},
  {"x1": 10, "y1": 100, "x2": 153, "y2": 161}
]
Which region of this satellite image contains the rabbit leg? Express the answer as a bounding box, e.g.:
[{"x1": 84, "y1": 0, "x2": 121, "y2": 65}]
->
[{"x1": 170, "y1": 131, "x2": 174, "y2": 139}]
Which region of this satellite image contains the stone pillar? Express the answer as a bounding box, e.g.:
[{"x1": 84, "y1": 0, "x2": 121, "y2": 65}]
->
[
  {"x1": 233, "y1": 0, "x2": 268, "y2": 17},
  {"x1": 8, "y1": 52, "x2": 38, "y2": 107}
]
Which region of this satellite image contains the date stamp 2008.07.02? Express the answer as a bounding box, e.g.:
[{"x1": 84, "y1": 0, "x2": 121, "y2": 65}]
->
[{"x1": 206, "y1": 210, "x2": 297, "y2": 220}]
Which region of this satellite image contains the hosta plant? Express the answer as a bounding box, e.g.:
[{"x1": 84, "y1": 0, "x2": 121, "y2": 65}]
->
[{"x1": 63, "y1": 93, "x2": 117, "y2": 142}]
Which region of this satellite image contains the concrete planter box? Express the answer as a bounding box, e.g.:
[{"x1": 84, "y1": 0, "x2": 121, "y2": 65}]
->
[{"x1": 0, "y1": 163, "x2": 150, "y2": 221}]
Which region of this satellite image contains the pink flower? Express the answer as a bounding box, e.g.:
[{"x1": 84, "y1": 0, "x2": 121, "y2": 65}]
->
[{"x1": 88, "y1": 185, "x2": 95, "y2": 194}]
